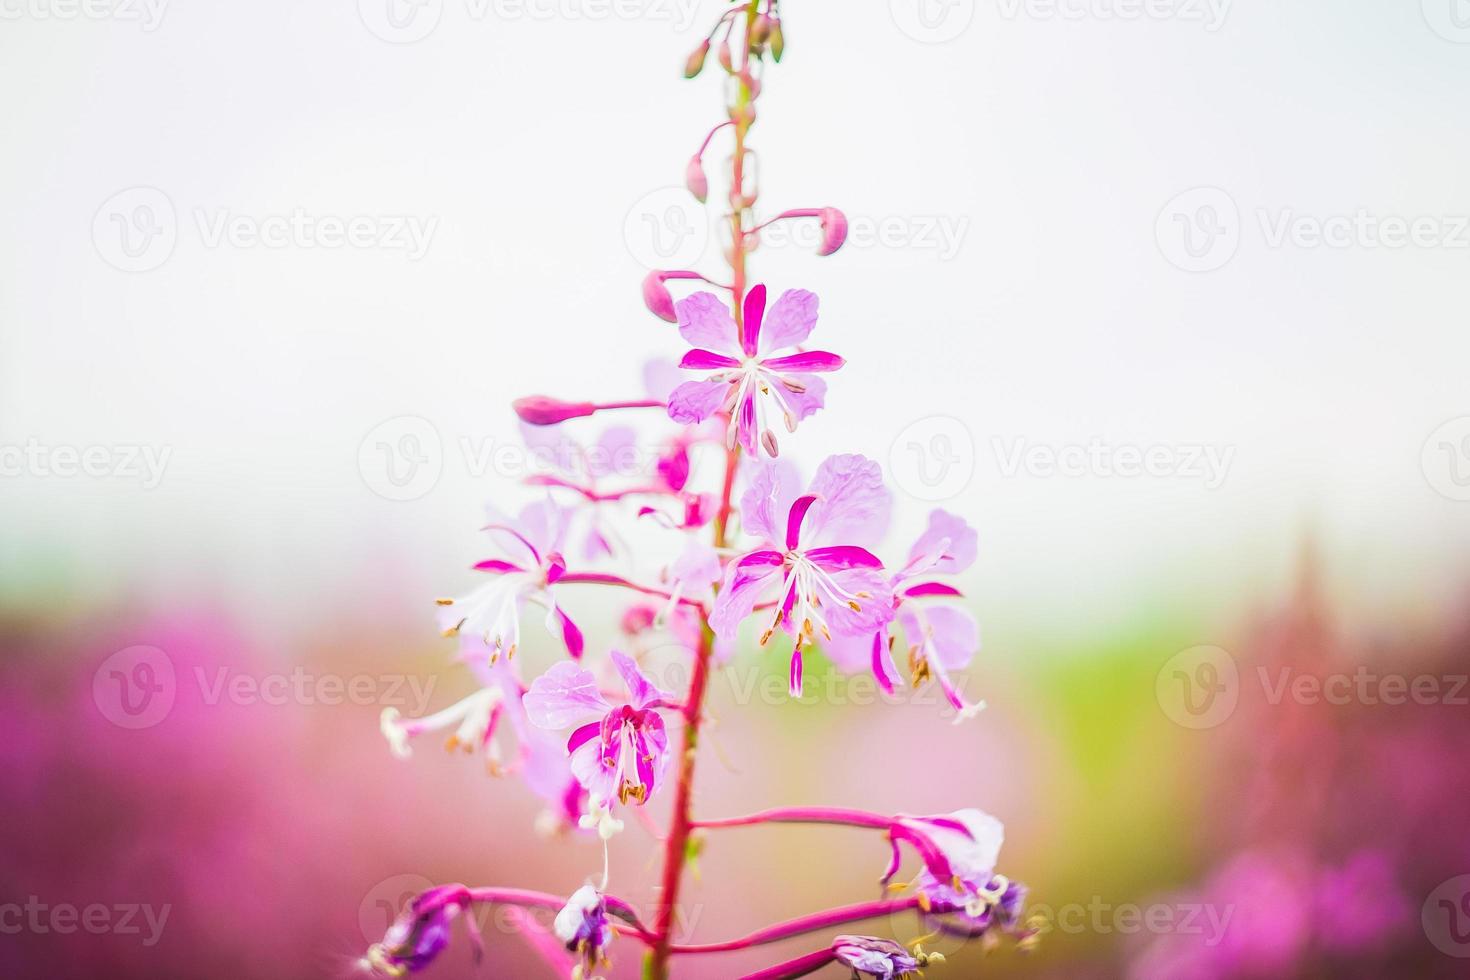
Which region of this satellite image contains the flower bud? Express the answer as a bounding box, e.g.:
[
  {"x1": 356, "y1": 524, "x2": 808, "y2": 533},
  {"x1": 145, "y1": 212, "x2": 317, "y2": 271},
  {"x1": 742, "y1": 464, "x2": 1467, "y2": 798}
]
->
[
  {"x1": 641, "y1": 270, "x2": 678, "y2": 323},
  {"x1": 750, "y1": 13, "x2": 773, "y2": 45},
  {"x1": 770, "y1": 18, "x2": 785, "y2": 61},
  {"x1": 685, "y1": 155, "x2": 708, "y2": 203},
  {"x1": 684, "y1": 39, "x2": 710, "y2": 79},
  {"x1": 717, "y1": 39, "x2": 733, "y2": 72},
  {"x1": 512, "y1": 396, "x2": 597, "y2": 426},
  {"x1": 818, "y1": 206, "x2": 848, "y2": 256}
]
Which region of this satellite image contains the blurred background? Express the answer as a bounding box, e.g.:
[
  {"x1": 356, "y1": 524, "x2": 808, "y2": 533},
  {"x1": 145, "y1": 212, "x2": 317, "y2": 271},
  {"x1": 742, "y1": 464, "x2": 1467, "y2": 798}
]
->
[{"x1": 3, "y1": 0, "x2": 1470, "y2": 976}]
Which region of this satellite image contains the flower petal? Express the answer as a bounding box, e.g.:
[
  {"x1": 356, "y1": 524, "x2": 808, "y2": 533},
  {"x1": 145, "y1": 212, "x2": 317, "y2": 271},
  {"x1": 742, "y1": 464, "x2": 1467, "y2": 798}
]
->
[
  {"x1": 741, "y1": 283, "x2": 766, "y2": 357},
  {"x1": 804, "y1": 454, "x2": 892, "y2": 549},
  {"x1": 805, "y1": 545, "x2": 884, "y2": 570},
  {"x1": 667, "y1": 379, "x2": 731, "y2": 424},
  {"x1": 553, "y1": 605, "x2": 584, "y2": 659},
  {"x1": 610, "y1": 650, "x2": 671, "y2": 710},
  {"x1": 739, "y1": 460, "x2": 801, "y2": 545},
  {"x1": 819, "y1": 567, "x2": 895, "y2": 637},
  {"x1": 678, "y1": 348, "x2": 742, "y2": 370},
  {"x1": 785, "y1": 494, "x2": 819, "y2": 550},
  {"x1": 675, "y1": 291, "x2": 739, "y2": 355},
  {"x1": 760, "y1": 350, "x2": 845, "y2": 373},
  {"x1": 524, "y1": 661, "x2": 609, "y2": 729},
  {"x1": 905, "y1": 509, "x2": 979, "y2": 577},
  {"x1": 710, "y1": 557, "x2": 782, "y2": 638},
  {"x1": 758, "y1": 288, "x2": 818, "y2": 353},
  {"x1": 915, "y1": 604, "x2": 979, "y2": 672}
]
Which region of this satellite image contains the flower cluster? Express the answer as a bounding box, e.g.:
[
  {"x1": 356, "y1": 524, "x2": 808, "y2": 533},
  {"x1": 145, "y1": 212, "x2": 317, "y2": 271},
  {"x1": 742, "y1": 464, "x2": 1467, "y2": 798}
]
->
[{"x1": 362, "y1": 4, "x2": 1029, "y2": 978}]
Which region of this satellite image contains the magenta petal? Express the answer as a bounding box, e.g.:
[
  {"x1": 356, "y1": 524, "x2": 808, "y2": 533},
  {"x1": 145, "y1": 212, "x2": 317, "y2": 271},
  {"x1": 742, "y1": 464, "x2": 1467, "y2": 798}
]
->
[
  {"x1": 904, "y1": 582, "x2": 963, "y2": 598},
  {"x1": 555, "y1": 606, "x2": 584, "y2": 659},
  {"x1": 760, "y1": 350, "x2": 845, "y2": 373},
  {"x1": 737, "y1": 549, "x2": 785, "y2": 570},
  {"x1": 788, "y1": 644, "x2": 804, "y2": 698},
  {"x1": 741, "y1": 283, "x2": 767, "y2": 357},
  {"x1": 667, "y1": 379, "x2": 730, "y2": 424},
  {"x1": 785, "y1": 494, "x2": 819, "y2": 550},
  {"x1": 472, "y1": 558, "x2": 524, "y2": 574},
  {"x1": 566, "y1": 721, "x2": 601, "y2": 755},
  {"x1": 545, "y1": 553, "x2": 566, "y2": 584},
  {"x1": 871, "y1": 630, "x2": 900, "y2": 695},
  {"x1": 679, "y1": 348, "x2": 742, "y2": 370},
  {"x1": 805, "y1": 545, "x2": 884, "y2": 571},
  {"x1": 737, "y1": 392, "x2": 759, "y2": 454}
]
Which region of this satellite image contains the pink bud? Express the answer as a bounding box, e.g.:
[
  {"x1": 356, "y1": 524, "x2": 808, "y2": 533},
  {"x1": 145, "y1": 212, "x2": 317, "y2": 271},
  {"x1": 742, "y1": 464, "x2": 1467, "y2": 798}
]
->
[
  {"x1": 685, "y1": 156, "x2": 708, "y2": 203},
  {"x1": 512, "y1": 396, "x2": 597, "y2": 426},
  {"x1": 751, "y1": 13, "x2": 773, "y2": 45},
  {"x1": 684, "y1": 39, "x2": 710, "y2": 79},
  {"x1": 641, "y1": 270, "x2": 678, "y2": 322},
  {"x1": 818, "y1": 207, "x2": 848, "y2": 256},
  {"x1": 739, "y1": 68, "x2": 761, "y2": 100},
  {"x1": 717, "y1": 39, "x2": 733, "y2": 72}
]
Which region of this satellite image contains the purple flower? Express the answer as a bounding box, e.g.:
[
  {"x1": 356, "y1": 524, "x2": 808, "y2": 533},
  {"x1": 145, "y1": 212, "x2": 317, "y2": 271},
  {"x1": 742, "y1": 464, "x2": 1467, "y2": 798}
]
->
[
  {"x1": 523, "y1": 651, "x2": 675, "y2": 815},
  {"x1": 712, "y1": 455, "x2": 894, "y2": 695},
  {"x1": 666, "y1": 285, "x2": 843, "y2": 458},
  {"x1": 363, "y1": 885, "x2": 475, "y2": 976},
  {"x1": 553, "y1": 885, "x2": 614, "y2": 975},
  {"x1": 830, "y1": 935, "x2": 926, "y2": 979},
  {"x1": 437, "y1": 499, "x2": 585, "y2": 660},
  {"x1": 827, "y1": 509, "x2": 984, "y2": 720},
  {"x1": 887, "y1": 809, "x2": 1010, "y2": 914}
]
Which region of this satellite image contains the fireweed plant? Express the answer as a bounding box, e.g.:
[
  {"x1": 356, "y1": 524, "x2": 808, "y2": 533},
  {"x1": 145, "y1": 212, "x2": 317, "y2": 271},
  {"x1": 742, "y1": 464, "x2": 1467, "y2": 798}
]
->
[{"x1": 363, "y1": 6, "x2": 1035, "y2": 979}]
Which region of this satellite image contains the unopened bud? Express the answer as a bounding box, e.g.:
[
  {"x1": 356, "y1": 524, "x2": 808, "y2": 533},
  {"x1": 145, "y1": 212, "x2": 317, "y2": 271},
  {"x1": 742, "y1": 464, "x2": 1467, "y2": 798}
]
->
[
  {"x1": 717, "y1": 39, "x2": 733, "y2": 72},
  {"x1": 642, "y1": 271, "x2": 678, "y2": 322},
  {"x1": 750, "y1": 13, "x2": 773, "y2": 45},
  {"x1": 818, "y1": 207, "x2": 848, "y2": 256},
  {"x1": 512, "y1": 396, "x2": 597, "y2": 426},
  {"x1": 769, "y1": 18, "x2": 784, "y2": 61},
  {"x1": 685, "y1": 156, "x2": 708, "y2": 203},
  {"x1": 684, "y1": 39, "x2": 710, "y2": 79}
]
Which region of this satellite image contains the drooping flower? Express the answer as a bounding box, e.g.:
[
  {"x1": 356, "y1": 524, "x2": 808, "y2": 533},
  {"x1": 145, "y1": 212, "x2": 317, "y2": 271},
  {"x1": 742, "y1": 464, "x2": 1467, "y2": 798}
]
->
[
  {"x1": 830, "y1": 935, "x2": 934, "y2": 979},
  {"x1": 523, "y1": 651, "x2": 675, "y2": 813},
  {"x1": 437, "y1": 499, "x2": 584, "y2": 660},
  {"x1": 553, "y1": 885, "x2": 614, "y2": 977},
  {"x1": 826, "y1": 509, "x2": 985, "y2": 720},
  {"x1": 886, "y1": 809, "x2": 1028, "y2": 934},
  {"x1": 667, "y1": 285, "x2": 843, "y2": 458},
  {"x1": 362, "y1": 885, "x2": 478, "y2": 977},
  {"x1": 380, "y1": 687, "x2": 505, "y2": 766},
  {"x1": 712, "y1": 454, "x2": 893, "y2": 695}
]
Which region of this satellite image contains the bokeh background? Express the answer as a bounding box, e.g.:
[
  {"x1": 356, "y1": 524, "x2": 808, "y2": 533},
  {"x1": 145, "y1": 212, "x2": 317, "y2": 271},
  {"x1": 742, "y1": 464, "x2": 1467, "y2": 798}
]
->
[{"x1": 3, "y1": 0, "x2": 1470, "y2": 977}]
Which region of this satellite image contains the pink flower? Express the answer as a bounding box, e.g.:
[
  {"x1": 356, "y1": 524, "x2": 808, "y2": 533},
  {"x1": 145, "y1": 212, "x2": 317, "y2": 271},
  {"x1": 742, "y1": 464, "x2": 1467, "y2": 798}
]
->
[
  {"x1": 524, "y1": 651, "x2": 675, "y2": 812},
  {"x1": 436, "y1": 499, "x2": 585, "y2": 660},
  {"x1": 827, "y1": 509, "x2": 984, "y2": 719},
  {"x1": 712, "y1": 454, "x2": 894, "y2": 696},
  {"x1": 667, "y1": 284, "x2": 843, "y2": 458}
]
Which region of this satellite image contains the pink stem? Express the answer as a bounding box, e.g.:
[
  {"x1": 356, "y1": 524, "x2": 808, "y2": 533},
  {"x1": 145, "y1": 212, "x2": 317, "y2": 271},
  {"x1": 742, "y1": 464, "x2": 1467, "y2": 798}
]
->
[
  {"x1": 692, "y1": 806, "x2": 895, "y2": 831},
  {"x1": 557, "y1": 571, "x2": 706, "y2": 609},
  {"x1": 748, "y1": 208, "x2": 822, "y2": 234},
  {"x1": 738, "y1": 948, "x2": 837, "y2": 980},
  {"x1": 592, "y1": 398, "x2": 665, "y2": 411},
  {"x1": 669, "y1": 896, "x2": 924, "y2": 954}
]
